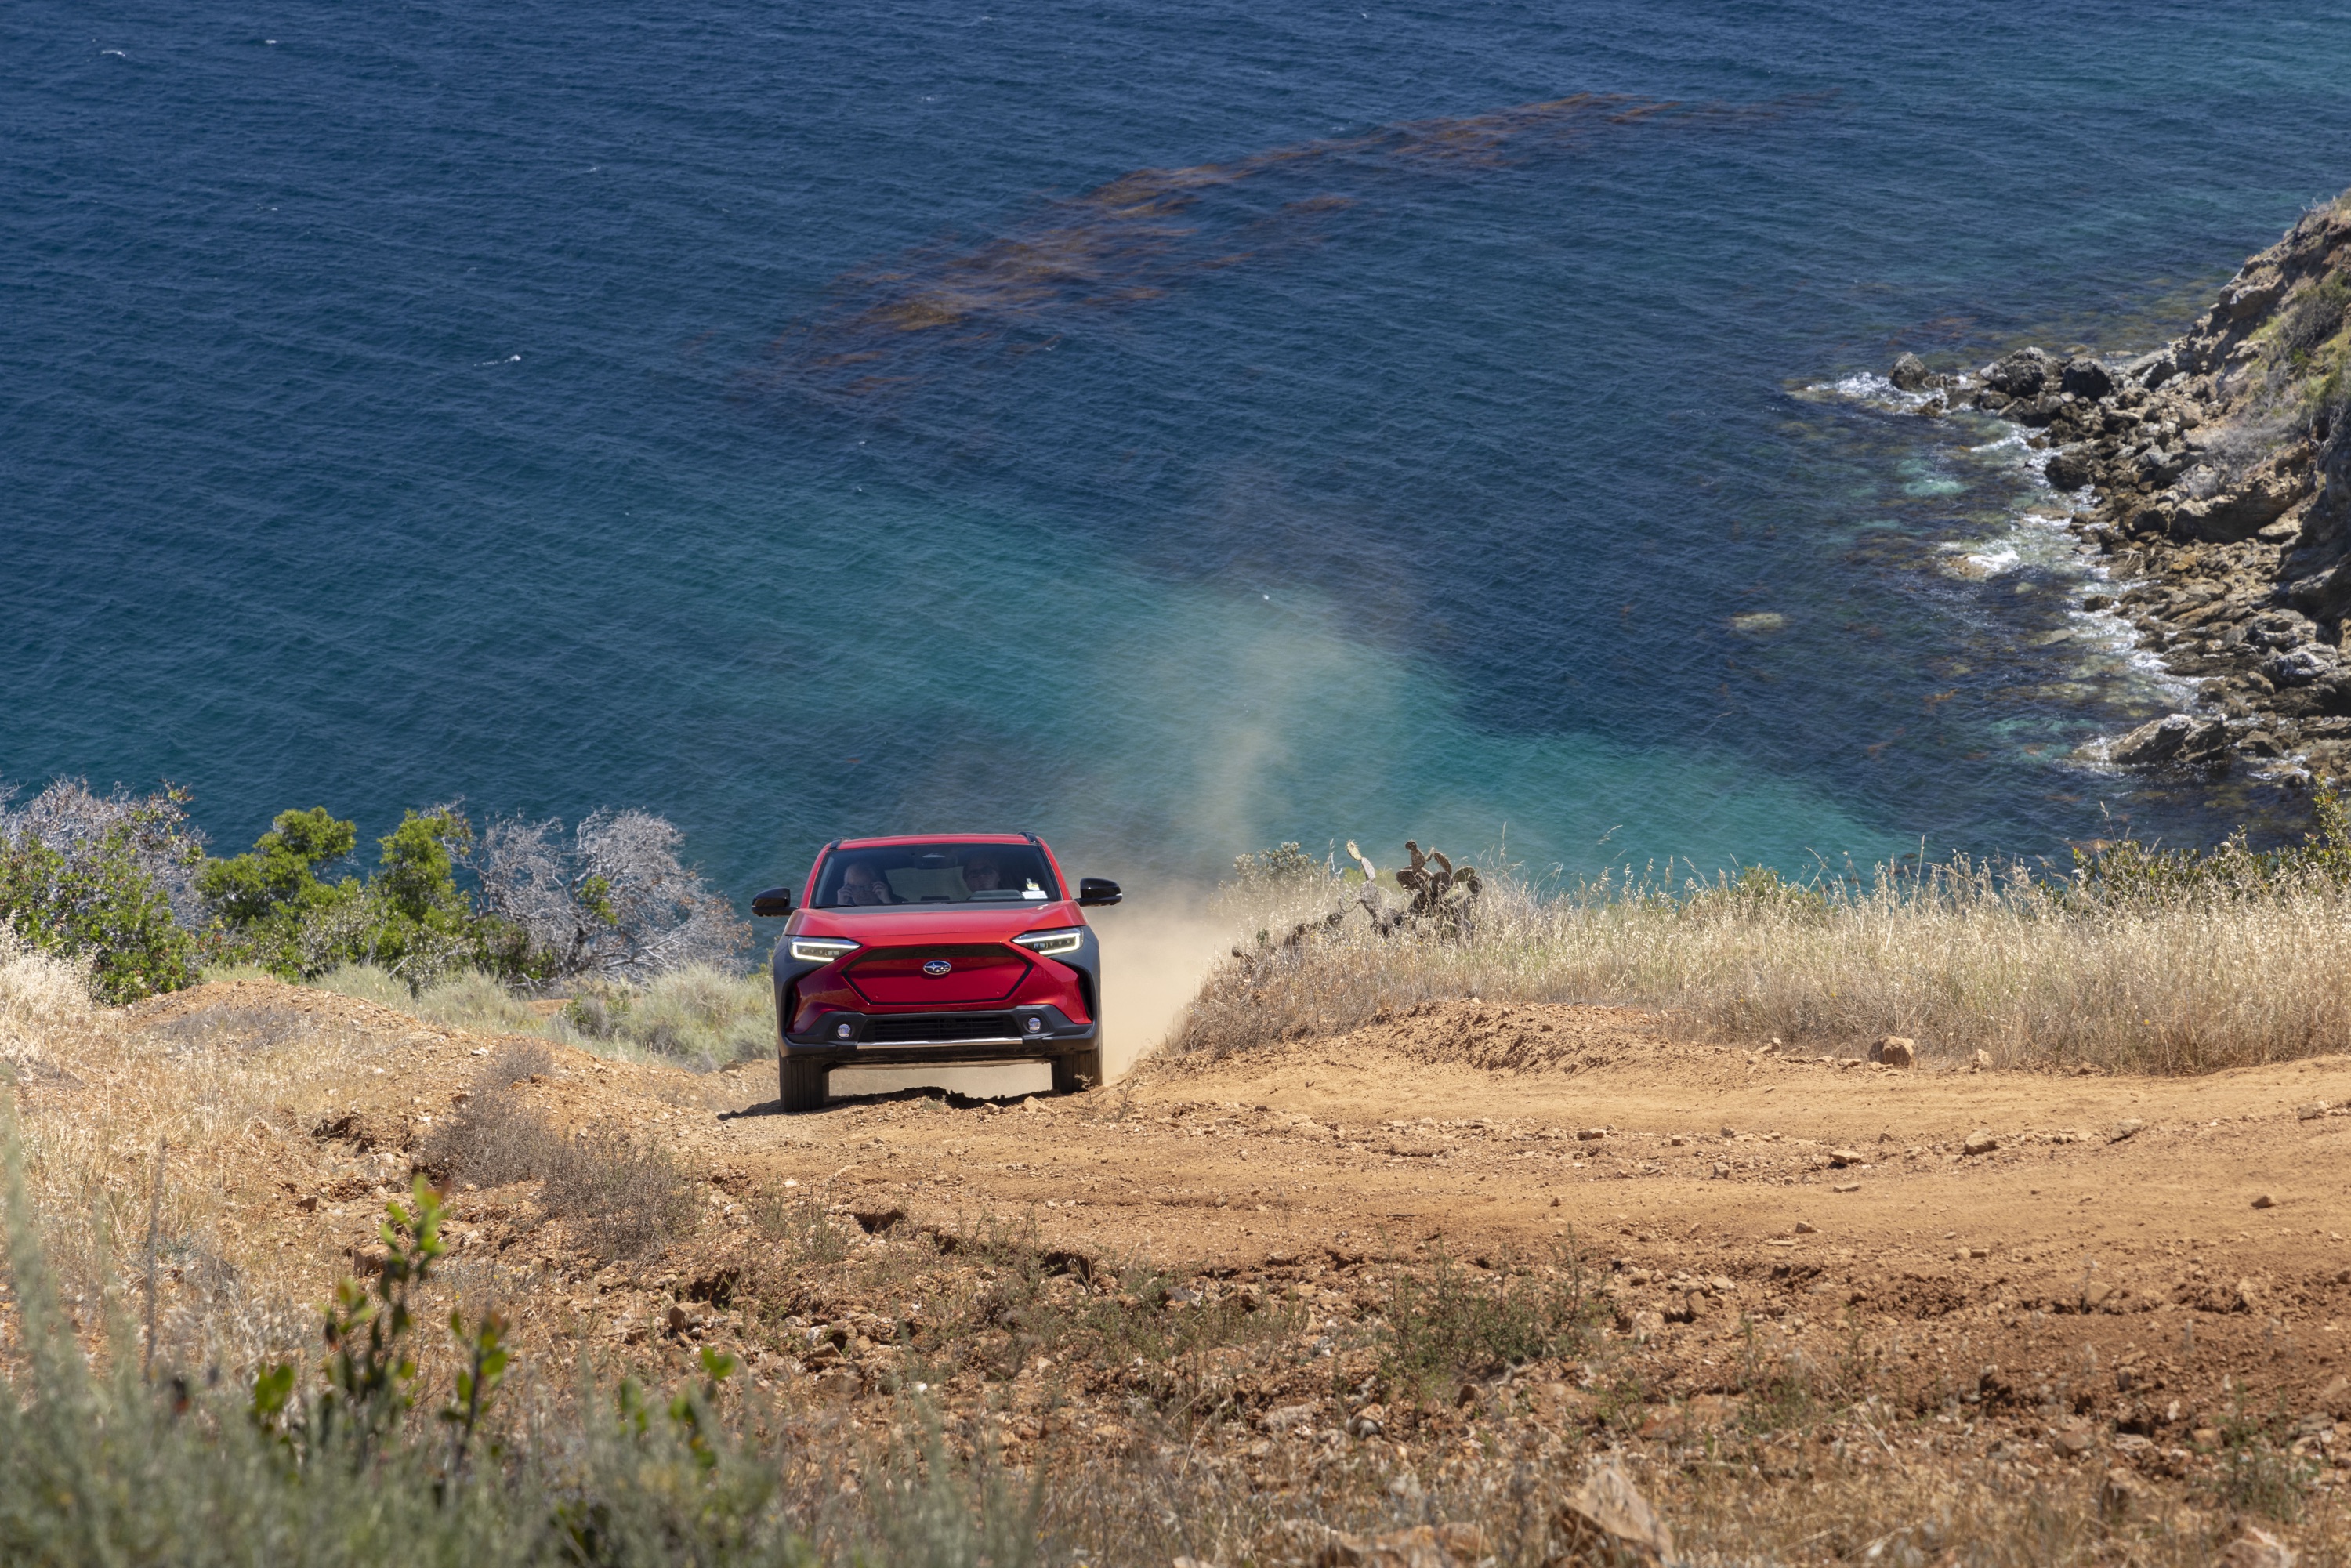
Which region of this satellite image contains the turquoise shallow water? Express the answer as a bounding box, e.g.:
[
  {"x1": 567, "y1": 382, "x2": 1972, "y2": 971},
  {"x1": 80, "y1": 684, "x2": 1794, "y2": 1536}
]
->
[{"x1": 8, "y1": 1, "x2": 2351, "y2": 896}]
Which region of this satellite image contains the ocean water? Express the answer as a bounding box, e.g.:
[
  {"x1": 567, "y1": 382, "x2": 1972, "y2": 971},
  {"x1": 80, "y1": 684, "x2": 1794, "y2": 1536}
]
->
[{"x1": 9, "y1": 0, "x2": 2351, "y2": 900}]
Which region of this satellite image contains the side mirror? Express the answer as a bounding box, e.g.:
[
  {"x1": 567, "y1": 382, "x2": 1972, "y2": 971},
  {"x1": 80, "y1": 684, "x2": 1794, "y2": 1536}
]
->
[
  {"x1": 1077, "y1": 877, "x2": 1122, "y2": 907},
  {"x1": 751, "y1": 886, "x2": 794, "y2": 918}
]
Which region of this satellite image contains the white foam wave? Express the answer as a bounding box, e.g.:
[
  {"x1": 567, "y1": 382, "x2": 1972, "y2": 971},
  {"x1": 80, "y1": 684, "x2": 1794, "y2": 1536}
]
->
[
  {"x1": 1960, "y1": 541, "x2": 2020, "y2": 576},
  {"x1": 1801, "y1": 371, "x2": 1943, "y2": 414}
]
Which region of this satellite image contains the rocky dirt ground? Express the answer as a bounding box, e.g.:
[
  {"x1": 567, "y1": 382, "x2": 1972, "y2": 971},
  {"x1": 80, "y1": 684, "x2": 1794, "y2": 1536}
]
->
[{"x1": 26, "y1": 980, "x2": 2351, "y2": 1563}]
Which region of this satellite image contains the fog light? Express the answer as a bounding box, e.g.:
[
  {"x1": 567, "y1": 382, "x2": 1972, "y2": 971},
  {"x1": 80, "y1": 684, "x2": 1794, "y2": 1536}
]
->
[
  {"x1": 835, "y1": 1023, "x2": 853, "y2": 1039},
  {"x1": 1025, "y1": 1016, "x2": 1043, "y2": 1034}
]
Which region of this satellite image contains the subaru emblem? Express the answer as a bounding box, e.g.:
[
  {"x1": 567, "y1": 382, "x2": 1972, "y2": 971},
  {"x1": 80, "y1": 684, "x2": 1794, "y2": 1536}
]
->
[{"x1": 922, "y1": 959, "x2": 952, "y2": 976}]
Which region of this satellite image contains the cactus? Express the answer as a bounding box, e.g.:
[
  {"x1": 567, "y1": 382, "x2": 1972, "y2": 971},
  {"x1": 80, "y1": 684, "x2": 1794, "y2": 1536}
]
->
[{"x1": 1348, "y1": 840, "x2": 1480, "y2": 938}]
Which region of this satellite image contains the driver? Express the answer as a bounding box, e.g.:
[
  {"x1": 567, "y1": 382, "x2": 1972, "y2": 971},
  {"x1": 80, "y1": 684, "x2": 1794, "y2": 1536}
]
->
[
  {"x1": 961, "y1": 853, "x2": 1003, "y2": 893},
  {"x1": 839, "y1": 862, "x2": 895, "y2": 905}
]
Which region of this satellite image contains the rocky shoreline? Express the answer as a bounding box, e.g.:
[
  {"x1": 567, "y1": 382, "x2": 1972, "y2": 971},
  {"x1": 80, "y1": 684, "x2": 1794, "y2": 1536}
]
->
[{"x1": 1898, "y1": 191, "x2": 2351, "y2": 777}]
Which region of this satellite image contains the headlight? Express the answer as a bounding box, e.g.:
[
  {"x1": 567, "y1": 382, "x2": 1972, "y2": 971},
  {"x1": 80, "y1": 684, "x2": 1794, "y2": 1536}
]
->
[
  {"x1": 788, "y1": 936, "x2": 860, "y2": 963},
  {"x1": 1012, "y1": 927, "x2": 1085, "y2": 957}
]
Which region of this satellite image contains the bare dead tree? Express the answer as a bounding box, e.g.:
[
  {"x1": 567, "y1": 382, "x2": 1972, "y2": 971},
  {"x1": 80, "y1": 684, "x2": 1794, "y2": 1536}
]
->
[
  {"x1": 1, "y1": 778, "x2": 207, "y2": 925},
  {"x1": 474, "y1": 809, "x2": 747, "y2": 984}
]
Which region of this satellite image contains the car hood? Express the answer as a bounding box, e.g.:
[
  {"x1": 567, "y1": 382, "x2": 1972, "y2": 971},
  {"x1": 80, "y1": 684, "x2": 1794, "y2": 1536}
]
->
[{"x1": 788, "y1": 903, "x2": 1084, "y2": 944}]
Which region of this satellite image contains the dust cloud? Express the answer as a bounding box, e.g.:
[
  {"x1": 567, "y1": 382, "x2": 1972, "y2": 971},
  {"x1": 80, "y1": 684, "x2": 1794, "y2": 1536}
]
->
[
  {"x1": 823, "y1": 888, "x2": 1230, "y2": 1103},
  {"x1": 1086, "y1": 894, "x2": 1231, "y2": 1077}
]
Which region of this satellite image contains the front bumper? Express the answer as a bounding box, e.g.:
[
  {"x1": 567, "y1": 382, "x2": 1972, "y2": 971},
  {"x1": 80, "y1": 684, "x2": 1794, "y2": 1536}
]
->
[{"x1": 781, "y1": 1005, "x2": 1097, "y2": 1067}]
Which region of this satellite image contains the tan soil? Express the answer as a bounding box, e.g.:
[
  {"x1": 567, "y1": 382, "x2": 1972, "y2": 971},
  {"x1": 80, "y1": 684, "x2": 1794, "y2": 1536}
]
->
[{"x1": 30, "y1": 980, "x2": 2351, "y2": 1559}]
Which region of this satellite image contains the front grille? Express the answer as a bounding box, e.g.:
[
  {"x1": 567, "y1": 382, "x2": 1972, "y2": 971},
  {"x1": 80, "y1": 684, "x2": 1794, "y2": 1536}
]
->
[{"x1": 865, "y1": 1013, "x2": 1020, "y2": 1044}]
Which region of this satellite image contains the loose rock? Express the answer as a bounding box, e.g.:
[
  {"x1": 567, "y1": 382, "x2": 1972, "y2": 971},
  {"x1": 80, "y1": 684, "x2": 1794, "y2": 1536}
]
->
[
  {"x1": 1870, "y1": 1035, "x2": 1915, "y2": 1067},
  {"x1": 2059, "y1": 357, "x2": 2114, "y2": 400},
  {"x1": 2046, "y1": 447, "x2": 2096, "y2": 490},
  {"x1": 1555, "y1": 1464, "x2": 1675, "y2": 1565},
  {"x1": 2110, "y1": 1118, "x2": 2143, "y2": 1142},
  {"x1": 2107, "y1": 712, "x2": 2233, "y2": 766},
  {"x1": 2097, "y1": 1466, "x2": 2146, "y2": 1519},
  {"x1": 1963, "y1": 1129, "x2": 1999, "y2": 1156},
  {"x1": 1983, "y1": 347, "x2": 2052, "y2": 398},
  {"x1": 1315, "y1": 1523, "x2": 1485, "y2": 1568},
  {"x1": 2251, "y1": 1193, "x2": 2277, "y2": 1210},
  {"x1": 2218, "y1": 1526, "x2": 2297, "y2": 1568}
]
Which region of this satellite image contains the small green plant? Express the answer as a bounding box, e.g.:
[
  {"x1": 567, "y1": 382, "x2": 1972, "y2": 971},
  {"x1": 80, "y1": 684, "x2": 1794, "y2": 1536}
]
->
[
  {"x1": 750, "y1": 1186, "x2": 852, "y2": 1267},
  {"x1": 1733, "y1": 1316, "x2": 1820, "y2": 1436},
  {"x1": 440, "y1": 1307, "x2": 512, "y2": 1479},
  {"x1": 250, "y1": 1177, "x2": 513, "y2": 1468},
  {"x1": 1685, "y1": 864, "x2": 1831, "y2": 922},
  {"x1": 2069, "y1": 777, "x2": 2351, "y2": 906},
  {"x1": 1231, "y1": 842, "x2": 1322, "y2": 885},
  {"x1": 2201, "y1": 1395, "x2": 2320, "y2": 1523},
  {"x1": 1376, "y1": 1246, "x2": 1599, "y2": 1400}
]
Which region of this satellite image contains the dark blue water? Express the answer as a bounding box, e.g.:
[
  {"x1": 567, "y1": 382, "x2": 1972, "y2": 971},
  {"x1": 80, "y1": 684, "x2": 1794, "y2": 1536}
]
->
[{"x1": 9, "y1": 0, "x2": 2351, "y2": 896}]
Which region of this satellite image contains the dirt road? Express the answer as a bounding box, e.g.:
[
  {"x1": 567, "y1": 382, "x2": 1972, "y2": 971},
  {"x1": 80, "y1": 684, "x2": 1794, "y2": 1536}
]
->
[{"x1": 712, "y1": 1001, "x2": 2351, "y2": 1349}]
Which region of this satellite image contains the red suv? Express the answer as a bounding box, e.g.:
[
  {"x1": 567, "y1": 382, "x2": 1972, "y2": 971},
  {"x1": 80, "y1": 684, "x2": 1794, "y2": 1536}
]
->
[{"x1": 751, "y1": 835, "x2": 1121, "y2": 1112}]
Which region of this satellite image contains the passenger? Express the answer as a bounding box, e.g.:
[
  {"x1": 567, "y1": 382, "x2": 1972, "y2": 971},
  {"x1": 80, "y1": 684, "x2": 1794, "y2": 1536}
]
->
[
  {"x1": 962, "y1": 853, "x2": 1003, "y2": 894},
  {"x1": 839, "y1": 863, "x2": 894, "y2": 905}
]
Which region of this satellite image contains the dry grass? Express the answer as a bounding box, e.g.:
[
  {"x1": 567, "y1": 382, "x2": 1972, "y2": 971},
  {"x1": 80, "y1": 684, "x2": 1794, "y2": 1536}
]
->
[
  {"x1": 420, "y1": 1042, "x2": 693, "y2": 1257},
  {"x1": 0, "y1": 931, "x2": 362, "y2": 1368},
  {"x1": 1172, "y1": 859, "x2": 2351, "y2": 1072},
  {"x1": 306, "y1": 961, "x2": 773, "y2": 1071}
]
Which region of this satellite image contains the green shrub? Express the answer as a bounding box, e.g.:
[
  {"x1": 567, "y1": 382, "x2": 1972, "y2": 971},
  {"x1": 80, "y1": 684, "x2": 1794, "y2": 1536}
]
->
[
  {"x1": 201, "y1": 804, "x2": 746, "y2": 998},
  {"x1": 1231, "y1": 841, "x2": 1322, "y2": 885},
  {"x1": 200, "y1": 806, "x2": 483, "y2": 987},
  {"x1": 195, "y1": 806, "x2": 365, "y2": 977},
  {"x1": 304, "y1": 962, "x2": 770, "y2": 1073},
  {"x1": 2065, "y1": 775, "x2": 2351, "y2": 904},
  {"x1": 2201, "y1": 1396, "x2": 2322, "y2": 1524},
  {"x1": 0, "y1": 780, "x2": 202, "y2": 1003}
]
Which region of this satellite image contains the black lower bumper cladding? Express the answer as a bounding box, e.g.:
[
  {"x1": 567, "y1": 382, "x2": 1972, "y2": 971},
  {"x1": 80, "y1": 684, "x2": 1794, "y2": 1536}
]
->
[{"x1": 784, "y1": 1004, "x2": 1094, "y2": 1061}]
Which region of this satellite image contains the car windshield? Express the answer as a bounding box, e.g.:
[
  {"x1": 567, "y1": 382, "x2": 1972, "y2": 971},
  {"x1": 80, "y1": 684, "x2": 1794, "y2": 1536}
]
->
[{"x1": 813, "y1": 842, "x2": 1061, "y2": 907}]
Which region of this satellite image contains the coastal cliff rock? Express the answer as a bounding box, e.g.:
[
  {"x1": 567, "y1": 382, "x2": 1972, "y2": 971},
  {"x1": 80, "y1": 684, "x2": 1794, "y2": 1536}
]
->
[{"x1": 1918, "y1": 191, "x2": 2351, "y2": 773}]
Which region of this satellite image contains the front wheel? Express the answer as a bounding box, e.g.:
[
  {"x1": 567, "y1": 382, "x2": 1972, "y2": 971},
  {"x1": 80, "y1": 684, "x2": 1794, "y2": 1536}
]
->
[
  {"x1": 780, "y1": 1055, "x2": 830, "y2": 1114},
  {"x1": 1052, "y1": 1047, "x2": 1103, "y2": 1095}
]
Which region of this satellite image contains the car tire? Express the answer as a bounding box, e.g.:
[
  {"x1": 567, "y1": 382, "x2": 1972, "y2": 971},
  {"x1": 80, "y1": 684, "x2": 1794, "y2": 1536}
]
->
[
  {"x1": 780, "y1": 1055, "x2": 830, "y2": 1114},
  {"x1": 1052, "y1": 1047, "x2": 1103, "y2": 1095}
]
